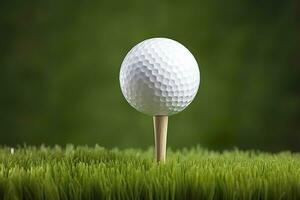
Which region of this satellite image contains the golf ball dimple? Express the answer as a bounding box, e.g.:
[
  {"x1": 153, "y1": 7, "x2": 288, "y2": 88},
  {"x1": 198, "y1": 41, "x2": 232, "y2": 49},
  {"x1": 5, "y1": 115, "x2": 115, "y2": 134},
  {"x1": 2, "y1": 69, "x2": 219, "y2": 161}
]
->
[{"x1": 120, "y1": 38, "x2": 200, "y2": 116}]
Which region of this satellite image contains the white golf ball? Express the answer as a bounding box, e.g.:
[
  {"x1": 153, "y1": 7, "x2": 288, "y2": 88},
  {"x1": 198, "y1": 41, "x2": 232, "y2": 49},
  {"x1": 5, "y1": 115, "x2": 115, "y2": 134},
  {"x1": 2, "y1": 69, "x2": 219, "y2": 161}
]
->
[{"x1": 120, "y1": 38, "x2": 200, "y2": 116}]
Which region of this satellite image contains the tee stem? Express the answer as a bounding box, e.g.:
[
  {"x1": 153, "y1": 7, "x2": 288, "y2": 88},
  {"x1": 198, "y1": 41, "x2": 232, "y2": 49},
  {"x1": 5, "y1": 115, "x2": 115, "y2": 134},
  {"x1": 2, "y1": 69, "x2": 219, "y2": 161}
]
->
[{"x1": 153, "y1": 115, "x2": 168, "y2": 163}]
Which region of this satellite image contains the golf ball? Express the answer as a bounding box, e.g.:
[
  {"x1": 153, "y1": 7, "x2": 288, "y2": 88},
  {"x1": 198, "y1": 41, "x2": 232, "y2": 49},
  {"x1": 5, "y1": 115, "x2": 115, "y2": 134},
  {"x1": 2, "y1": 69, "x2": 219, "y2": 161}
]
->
[{"x1": 120, "y1": 38, "x2": 200, "y2": 116}]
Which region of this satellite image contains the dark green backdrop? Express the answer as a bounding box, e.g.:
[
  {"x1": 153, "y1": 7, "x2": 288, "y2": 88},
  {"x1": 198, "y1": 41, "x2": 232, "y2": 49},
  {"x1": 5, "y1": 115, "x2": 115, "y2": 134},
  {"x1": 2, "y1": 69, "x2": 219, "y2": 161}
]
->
[{"x1": 1, "y1": 0, "x2": 299, "y2": 151}]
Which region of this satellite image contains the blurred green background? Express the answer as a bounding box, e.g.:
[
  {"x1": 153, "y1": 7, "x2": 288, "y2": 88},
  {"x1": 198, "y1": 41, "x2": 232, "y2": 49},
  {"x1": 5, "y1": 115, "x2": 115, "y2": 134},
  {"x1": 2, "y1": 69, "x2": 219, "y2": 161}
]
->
[{"x1": 0, "y1": 0, "x2": 299, "y2": 151}]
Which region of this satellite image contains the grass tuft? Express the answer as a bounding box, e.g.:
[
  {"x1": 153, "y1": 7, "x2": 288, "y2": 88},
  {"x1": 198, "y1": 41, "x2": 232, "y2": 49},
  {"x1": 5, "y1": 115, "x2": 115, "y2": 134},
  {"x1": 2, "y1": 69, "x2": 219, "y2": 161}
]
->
[{"x1": 0, "y1": 145, "x2": 299, "y2": 199}]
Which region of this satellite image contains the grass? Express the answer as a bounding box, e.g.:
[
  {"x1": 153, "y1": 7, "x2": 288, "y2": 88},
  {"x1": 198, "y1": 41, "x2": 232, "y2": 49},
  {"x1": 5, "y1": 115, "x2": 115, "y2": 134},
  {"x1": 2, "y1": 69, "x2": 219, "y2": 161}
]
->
[{"x1": 0, "y1": 145, "x2": 299, "y2": 200}]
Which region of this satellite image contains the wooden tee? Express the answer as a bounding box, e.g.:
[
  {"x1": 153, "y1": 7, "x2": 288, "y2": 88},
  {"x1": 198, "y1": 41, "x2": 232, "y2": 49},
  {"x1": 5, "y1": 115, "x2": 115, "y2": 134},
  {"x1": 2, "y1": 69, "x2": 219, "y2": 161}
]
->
[{"x1": 153, "y1": 115, "x2": 168, "y2": 163}]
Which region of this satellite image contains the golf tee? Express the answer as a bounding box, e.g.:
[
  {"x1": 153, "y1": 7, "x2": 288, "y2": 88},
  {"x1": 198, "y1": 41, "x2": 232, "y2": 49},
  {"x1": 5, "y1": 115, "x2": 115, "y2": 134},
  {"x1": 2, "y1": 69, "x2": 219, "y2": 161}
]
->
[{"x1": 153, "y1": 115, "x2": 168, "y2": 163}]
